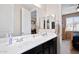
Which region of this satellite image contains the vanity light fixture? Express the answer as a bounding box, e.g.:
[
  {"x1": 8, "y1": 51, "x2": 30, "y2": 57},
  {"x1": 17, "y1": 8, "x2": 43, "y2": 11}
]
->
[
  {"x1": 76, "y1": 4, "x2": 79, "y2": 11},
  {"x1": 33, "y1": 3, "x2": 41, "y2": 8}
]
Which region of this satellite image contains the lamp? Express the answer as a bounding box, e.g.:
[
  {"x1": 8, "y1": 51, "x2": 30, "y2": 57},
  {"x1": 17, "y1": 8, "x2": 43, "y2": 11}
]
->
[{"x1": 76, "y1": 4, "x2": 79, "y2": 11}]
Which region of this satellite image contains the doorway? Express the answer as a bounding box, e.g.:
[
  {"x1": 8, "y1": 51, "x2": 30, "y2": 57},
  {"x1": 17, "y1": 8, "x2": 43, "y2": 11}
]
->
[{"x1": 62, "y1": 12, "x2": 79, "y2": 54}]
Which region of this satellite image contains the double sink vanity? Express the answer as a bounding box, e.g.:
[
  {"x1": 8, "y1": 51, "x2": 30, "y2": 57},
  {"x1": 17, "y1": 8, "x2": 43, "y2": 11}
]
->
[
  {"x1": 0, "y1": 6, "x2": 57, "y2": 54},
  {"x1": 0, "y1": 33, "x2": 57, "y2": 54}
]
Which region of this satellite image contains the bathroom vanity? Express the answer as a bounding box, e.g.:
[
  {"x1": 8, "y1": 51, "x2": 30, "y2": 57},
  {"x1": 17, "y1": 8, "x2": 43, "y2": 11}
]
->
[
  {"x1": 22, "y1": 37, "x2": 57, "y2": 54},
  {"x1": 0, "y1": 33, "x2": 57, "y2": 54}
]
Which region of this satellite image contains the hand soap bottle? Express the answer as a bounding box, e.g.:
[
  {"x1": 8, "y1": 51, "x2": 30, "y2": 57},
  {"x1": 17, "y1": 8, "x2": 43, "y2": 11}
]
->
[{"x1": 8, "y1": 33, "x2": 12, "y2": 45}]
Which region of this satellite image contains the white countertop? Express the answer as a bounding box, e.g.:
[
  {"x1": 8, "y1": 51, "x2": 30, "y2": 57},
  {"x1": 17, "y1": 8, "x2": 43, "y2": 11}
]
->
[{"x1": 0, "y1": 33, "x2": 57, "y2": 54}]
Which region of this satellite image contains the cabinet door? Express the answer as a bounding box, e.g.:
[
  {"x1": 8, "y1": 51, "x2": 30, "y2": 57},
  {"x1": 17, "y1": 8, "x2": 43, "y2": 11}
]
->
[
  {"x1": 53, "y1": 38, "x2": 57, "y2": 54},
  {"x1": 49, "y1": 40, "x2": 54, "y2": 54},
  {"x1": 47, "y1": 38, "x2": 57, "y2": 54},
  {"x1": 42, "y1": 42, "x2": 50, "y2": 54},
  {"x1": 22, "y1": 38, "x2": 57, "y2": 54},
  {"x1": 33, "y1": 45, "x2": 43, "y2": 54}
]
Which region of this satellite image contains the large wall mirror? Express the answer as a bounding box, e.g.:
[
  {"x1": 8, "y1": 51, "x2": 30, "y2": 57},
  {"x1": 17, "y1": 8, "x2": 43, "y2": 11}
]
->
[
  {"x1": 31, "y1": 10, "x2": 37, "y2": 34},
  {"x1": 22, "y1": 8, "x2": 38, "y2": 35},
  {"x1": 40, "y1": 15, "x2": 55, "y2": 29}
]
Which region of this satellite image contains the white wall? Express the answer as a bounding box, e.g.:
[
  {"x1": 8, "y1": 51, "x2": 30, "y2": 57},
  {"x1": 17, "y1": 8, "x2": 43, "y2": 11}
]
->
[
  {"x1": 13, "y1": 5, "x2": 22, "y2": 36},
  {"x1": 0, "y1": 4, "x2": 32, "y2": 37},
  {"x1": 0, "y1": 4, "x2": 14, "y2": 37}
]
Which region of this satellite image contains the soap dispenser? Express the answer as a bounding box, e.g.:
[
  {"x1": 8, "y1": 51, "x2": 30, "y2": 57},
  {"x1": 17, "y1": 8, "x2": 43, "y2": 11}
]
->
[{"x1": 8, "y1": 33, "x2": 13, "y2": 45}]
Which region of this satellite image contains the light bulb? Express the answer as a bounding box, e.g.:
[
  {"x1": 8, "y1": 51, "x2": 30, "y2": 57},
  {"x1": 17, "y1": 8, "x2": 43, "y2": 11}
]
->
[
  {"x1": 77, "y1": 8, "x2": 79, "y2": 11},
  {"x1": 33, "y1": 4, "x2": 41, "y2": 8}
]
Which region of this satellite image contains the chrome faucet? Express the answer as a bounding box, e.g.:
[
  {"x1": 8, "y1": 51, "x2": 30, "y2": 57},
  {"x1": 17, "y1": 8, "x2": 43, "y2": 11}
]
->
[
  {"x1": 41, "y1": 32, "x2": 47, "y2": 36},
  {"x1": 16, "y1": 37, "x2": 23, "y2": 42}
]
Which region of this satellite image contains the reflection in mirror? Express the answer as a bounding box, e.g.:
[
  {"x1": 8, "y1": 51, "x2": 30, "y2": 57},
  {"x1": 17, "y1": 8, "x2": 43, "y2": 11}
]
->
[
  {"x1": 40, "y1": 16, "x2": 55, "y2": 29},
  {"x1": 51, "y1": 22, "x2": 55, "y2": 29},
  {"x1": 44, "y1": 20, "x2": 45, "y2": 29},
  {"x1": 31, "y1": 10, "x2": 37, "y2": 34},
  {"x1": 47, "y1": 19, "x2": 49, "y2": 29}
]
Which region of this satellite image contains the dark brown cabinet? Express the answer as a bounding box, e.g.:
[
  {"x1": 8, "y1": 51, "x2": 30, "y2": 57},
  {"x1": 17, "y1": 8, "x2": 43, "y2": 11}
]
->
[{"x1": 22, "y1": 37, "x2": 57, "y2": 54}]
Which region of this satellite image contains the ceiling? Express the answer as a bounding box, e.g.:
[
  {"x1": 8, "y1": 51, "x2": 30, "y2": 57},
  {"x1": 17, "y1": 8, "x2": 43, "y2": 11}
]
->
[
  {"x1": 62, "y1": 4, "x2": 77, "y2": 9},
  {"x1": 21, "y1": 4, "x2": 78, "y2": 10},
  {"x1": 20, "y1": 4, "x2": 36, "y2": 10}
]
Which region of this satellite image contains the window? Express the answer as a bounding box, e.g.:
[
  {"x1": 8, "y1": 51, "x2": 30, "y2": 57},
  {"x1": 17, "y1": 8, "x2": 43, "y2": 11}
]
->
[
  {"x1": 66, "y1": 16, "x2": 79, "y2": 31},
  {"x1": 66, "y1": 17, "x2": 74, "y2": 31}
]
